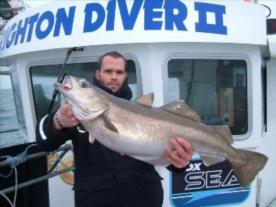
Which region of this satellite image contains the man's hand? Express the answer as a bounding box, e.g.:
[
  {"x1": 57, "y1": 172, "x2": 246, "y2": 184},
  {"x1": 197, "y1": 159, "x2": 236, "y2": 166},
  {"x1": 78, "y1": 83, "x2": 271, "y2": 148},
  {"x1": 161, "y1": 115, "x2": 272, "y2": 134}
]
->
[
  {"x1": 163, "y1": 138, "x2": 193, "y2": 169},
  {"x1": 53, "y1": 102, "x2": 80, "y2": 130}
]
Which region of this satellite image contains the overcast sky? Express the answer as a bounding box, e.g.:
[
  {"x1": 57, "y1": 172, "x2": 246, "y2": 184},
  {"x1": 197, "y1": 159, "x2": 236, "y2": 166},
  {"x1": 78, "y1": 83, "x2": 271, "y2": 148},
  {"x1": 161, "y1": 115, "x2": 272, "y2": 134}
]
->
[{"x1": 25, "y1": 0, "x2": 54, "y2": 7}]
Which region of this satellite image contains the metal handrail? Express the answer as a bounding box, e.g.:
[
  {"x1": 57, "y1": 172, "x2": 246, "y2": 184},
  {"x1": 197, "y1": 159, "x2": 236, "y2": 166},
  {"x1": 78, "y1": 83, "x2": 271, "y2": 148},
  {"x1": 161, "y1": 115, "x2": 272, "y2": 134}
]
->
[
  {"x1": 0, "y1": 144, "x2": 74, "y2": 194},
  {"x1": 0, "y1": 167, "x2": 74, "y2": 194}
]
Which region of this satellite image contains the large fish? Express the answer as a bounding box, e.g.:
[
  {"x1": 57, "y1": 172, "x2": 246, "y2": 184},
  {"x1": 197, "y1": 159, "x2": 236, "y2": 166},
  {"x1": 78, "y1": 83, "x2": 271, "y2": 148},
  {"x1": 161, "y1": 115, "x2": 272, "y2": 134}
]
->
[{"x1": 55, "y1": 75, "x2": 267, "y2": 186}]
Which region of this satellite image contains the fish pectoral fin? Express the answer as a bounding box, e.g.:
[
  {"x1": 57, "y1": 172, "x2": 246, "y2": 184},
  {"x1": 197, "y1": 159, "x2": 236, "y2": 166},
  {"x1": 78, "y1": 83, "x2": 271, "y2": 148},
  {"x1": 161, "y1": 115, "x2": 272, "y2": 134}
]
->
[
  {"x1": 73, "y1": 103, "x2": 108, "y2": 121},
  {"x1": 201, "y1": 155, "x2": 225, "y2": 166},
  {"x1": 160, "y1": 101, "x2": 201, "y2": 122},
  {"x1": 88, "y1": 133, "x2": 96, "y2": 144},
  {"x1": 102, "y1": 115, "x2": 119, "y2": 133},
  {"x1": 134, "y1": 93, "x2": 154, "y2": 108},
  {"x1": 212, "y1": 125, "x2": 233, "y2": 144}
]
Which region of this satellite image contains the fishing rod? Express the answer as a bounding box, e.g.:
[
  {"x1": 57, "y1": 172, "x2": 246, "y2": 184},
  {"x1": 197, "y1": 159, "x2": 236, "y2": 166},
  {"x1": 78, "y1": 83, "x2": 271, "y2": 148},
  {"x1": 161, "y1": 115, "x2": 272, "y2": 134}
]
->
[{"x1": 47, "y1": 47, "x2": 83, "y2": 113}]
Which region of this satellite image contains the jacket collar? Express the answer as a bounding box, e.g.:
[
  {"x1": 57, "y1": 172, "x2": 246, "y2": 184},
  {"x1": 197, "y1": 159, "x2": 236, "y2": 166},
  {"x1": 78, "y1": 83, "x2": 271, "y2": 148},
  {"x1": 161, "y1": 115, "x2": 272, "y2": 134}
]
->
[{"x1": 93, "y1": 77, "x2": 132, "y2": 100}]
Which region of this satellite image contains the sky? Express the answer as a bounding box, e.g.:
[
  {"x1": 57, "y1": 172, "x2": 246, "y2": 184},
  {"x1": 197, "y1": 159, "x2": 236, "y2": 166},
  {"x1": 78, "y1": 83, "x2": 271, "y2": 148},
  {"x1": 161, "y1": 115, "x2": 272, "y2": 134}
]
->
[{"x1": 25, "y1": 0, "x2": 55, "y2": 7}]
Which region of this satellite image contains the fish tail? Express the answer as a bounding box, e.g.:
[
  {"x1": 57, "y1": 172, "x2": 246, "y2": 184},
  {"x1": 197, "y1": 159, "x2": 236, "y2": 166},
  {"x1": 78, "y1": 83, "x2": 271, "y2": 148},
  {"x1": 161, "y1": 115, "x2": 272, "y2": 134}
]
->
[{"x1": 231, "y1": 149, "x2": 267, "y2": 186}]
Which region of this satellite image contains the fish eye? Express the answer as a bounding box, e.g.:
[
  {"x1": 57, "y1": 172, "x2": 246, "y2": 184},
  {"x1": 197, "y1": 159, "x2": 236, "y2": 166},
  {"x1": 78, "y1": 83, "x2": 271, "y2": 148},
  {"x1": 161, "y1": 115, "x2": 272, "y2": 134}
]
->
[{"x1": 79, "y1": 79, "x2": 90, "y2": 88}]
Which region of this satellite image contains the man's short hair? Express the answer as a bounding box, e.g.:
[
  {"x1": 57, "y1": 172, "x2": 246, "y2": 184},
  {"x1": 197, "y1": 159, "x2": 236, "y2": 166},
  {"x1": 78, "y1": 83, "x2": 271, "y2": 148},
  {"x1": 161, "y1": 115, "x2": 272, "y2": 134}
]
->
[{"x1": 97, "y1": 51, "x2": 127, "y2": 70}]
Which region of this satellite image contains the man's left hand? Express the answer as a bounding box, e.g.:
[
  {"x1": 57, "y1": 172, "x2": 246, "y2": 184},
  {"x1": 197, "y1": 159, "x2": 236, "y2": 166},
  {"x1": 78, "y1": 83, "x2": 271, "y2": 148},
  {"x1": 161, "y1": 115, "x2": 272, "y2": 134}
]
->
[{"x1": 163, "y1": 138, "x2": 193, "y2": 169}]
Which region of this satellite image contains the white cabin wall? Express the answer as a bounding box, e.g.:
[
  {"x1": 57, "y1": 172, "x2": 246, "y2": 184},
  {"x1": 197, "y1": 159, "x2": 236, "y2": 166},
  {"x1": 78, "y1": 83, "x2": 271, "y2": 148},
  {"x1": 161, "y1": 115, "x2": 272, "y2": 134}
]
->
[
  {"x1": 245, "y1": 2, "x2": 276, "y2": 206},
  {"x1": 15, "y1": 44, "x2": 160, "y2": 207},
  {"x1": 11, "y1": 42, "x2": 269, "y2": 207},
  {"x1": 2, "y1": 56, "x2": 37, "y2": 143},
  {"x1": 17, "y1": 58, "x2": 36, "y2": 142},
  {"x1": 7, "y1": 54, "x2": 76, "y2": 207},
  {"x1": 140, "y1": 43, "x2": 263, "y2": 207},
  {"x1": 259, "y1": 1, "x2": 276, "y2": 17},
  {"x1": 14, "y1": 51, "x2": 76, "y2": 207},
  {"x1": 14, "y1": 52, "x2": 67, "y2": 142},
  {"x1": 260, "y1": 59, "x2": 276, "y2": 207}
]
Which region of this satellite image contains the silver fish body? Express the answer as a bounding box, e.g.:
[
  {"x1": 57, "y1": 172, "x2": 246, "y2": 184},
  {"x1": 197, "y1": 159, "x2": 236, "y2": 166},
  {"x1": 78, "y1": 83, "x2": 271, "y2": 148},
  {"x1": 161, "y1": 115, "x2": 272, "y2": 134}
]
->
[
  {"x1": 84, "y1": 98, "x2": 238, "y2": 164},
  {"x1": 55, "y1": 75, "x2": 268, "y2": 186}
]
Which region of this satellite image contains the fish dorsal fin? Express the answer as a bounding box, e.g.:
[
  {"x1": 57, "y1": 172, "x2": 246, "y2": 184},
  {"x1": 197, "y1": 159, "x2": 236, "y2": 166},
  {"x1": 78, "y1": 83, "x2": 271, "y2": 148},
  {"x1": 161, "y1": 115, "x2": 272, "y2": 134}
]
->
[
  {"x1": 201, "y1": 155, "x2": 225, "y2": 166},
  {"x1": 134, "y1": 93, "x2": 154, "y2": 107},
  {"x1": 160, "y1": 101, "x2": 201, "y2": 122},
  {"x1": 212, "y1": 125, "x2": 233, "y2": 144}
]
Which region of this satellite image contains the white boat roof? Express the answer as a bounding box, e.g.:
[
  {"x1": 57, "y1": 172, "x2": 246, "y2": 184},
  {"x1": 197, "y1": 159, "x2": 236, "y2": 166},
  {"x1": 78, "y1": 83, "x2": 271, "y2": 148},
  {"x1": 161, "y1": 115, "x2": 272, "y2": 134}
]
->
[{"x1": 0, "y1": 0, "x2": 267, "y2": 58}]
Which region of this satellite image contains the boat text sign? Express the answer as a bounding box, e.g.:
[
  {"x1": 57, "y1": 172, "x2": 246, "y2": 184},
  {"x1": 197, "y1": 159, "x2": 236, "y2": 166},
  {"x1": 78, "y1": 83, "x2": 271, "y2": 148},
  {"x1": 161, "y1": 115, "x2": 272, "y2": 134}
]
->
[{"x1": 0, "y1": 0, "x2": 266, "y2": 57}]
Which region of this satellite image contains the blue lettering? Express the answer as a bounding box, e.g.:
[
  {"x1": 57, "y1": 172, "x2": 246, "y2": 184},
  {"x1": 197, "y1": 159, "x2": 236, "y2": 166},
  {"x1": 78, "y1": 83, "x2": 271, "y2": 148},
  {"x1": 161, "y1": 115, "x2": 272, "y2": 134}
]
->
[
  {"x1": 26, "y1": 14, "x2": 39, "y2": 42},
  {"x1": 84, "y1": 3, "x2": 105, "y2": 32},
  {"x1": 36, "y1": 11, "x2": 54, "y2": 39},
  {"x1": 195, "y1": 2, "x2": 227, "y2": 35},
  {"x1": 2, "y1": 7, "x2": 78, "y2": 50},
  {"x1": 1, "y1": 28, "x2": 8, "y2": 50},
  {"x1": 54, "y1": 7, "x2": 75, "y2": 37},
  {"x1": 164, "y1": 0, "x2": 187, "y2": 31},
  {"x1": 6, "y1": 23, "x2": 17, "y2": 49},
  {"x1": 1, "y1": 1, "x2": 231, "y2": 52},
  {"x1": 144, "y1": 0, "x2": 163, "y2": 30},
  {"x1": 118, "y1": 0, "x2": 143, "y2": 30},
  {"x1": 14, "y1": 17, "x2": 29, "y2": 45},
  {"x1": 106, "y1": 0, "x2": 116, "y2": 30}
]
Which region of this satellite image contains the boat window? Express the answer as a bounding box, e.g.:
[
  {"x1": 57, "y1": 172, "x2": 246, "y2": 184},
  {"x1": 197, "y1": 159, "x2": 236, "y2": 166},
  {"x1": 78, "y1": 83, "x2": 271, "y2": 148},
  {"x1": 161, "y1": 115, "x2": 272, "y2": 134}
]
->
[
  {"x1": 0, "y1": 72, "x2": 27, "y2": 148},
  {"x1": 167, "y1": 59, "x2": 248, "y2": 136},
  {"x1": 30, "y1": 60, "x2": 139, "y2": 121}
]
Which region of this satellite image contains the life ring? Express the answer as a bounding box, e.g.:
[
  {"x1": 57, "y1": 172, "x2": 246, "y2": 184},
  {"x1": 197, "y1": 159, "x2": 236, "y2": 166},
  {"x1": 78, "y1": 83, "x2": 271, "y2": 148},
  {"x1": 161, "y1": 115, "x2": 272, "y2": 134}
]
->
[
  {"x1": 58, "y1": 156, "x2": 74, "y2": 185},
  {"x1": 47, "y1": 154, "x2": 74, "y2": 185}
]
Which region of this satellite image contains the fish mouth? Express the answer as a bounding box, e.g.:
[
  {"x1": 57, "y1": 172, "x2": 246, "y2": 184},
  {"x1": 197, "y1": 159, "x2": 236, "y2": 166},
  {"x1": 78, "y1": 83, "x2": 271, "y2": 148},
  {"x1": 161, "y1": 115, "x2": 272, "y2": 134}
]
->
[
  {"x1": 54, "y1": 76, "x2": 73, "y2": 92},
  {"x1": 53, "y1": 77, "x2": 78, "y2": 107},
  {"x1": 53, "y1": 76, "x2": 105, "y2": 119}
]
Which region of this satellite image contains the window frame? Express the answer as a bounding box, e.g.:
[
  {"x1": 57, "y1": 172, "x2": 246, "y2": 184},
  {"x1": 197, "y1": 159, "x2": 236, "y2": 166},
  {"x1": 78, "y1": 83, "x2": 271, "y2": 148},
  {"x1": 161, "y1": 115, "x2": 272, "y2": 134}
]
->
[
  {"x1": 162, "y1": 52, "x2": 252, "y2": 141},
  {"x1": 27, "y1": 54, "x2": 143, "y2": 122},
  {"x1": 0, "y1": 67, "x2": 28, "y2": 148}
]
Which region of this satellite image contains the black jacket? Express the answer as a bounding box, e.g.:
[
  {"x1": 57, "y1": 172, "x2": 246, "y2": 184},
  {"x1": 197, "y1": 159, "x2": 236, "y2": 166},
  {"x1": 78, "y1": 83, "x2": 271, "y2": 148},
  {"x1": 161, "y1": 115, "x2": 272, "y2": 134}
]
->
[{"x1": 36, "y1": 78, "x2": 163, "y2": 193}]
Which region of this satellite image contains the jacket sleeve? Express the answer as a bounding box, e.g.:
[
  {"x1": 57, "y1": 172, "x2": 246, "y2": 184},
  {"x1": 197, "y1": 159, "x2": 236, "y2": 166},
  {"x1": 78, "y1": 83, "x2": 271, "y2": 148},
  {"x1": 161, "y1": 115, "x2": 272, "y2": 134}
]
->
[{"x1": 36, "y1": 112, "x2": 75, "y2": 152}]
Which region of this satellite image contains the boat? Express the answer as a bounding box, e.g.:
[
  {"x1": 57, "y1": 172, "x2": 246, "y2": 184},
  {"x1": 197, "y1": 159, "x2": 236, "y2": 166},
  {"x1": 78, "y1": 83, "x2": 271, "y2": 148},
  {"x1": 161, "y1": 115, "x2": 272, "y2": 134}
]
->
[{"x1": 1, "y1": 0, "x2": 276, "y2": 206}]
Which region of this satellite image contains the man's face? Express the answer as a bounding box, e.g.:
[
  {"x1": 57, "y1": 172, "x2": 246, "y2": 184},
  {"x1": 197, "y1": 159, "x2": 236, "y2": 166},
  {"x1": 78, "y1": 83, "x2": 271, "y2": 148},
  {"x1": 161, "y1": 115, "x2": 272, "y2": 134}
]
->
[{"x1": 95, "y1": 56, "x2": 127, "y2": 93}]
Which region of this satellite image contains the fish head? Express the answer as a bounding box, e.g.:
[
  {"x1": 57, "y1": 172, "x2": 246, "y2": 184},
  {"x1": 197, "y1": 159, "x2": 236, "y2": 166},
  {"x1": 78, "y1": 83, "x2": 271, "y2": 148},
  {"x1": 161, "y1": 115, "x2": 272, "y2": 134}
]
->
[{"x1": 54, "y1": 75, "x2": 108, "y2": 120}]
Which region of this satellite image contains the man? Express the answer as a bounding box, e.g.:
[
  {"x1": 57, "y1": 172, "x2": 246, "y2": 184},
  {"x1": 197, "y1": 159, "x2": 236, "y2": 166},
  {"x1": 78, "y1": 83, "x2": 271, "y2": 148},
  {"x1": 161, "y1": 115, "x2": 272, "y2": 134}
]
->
[{"x1": 37, "y1": 51, "x2": 193, "y2": 207}]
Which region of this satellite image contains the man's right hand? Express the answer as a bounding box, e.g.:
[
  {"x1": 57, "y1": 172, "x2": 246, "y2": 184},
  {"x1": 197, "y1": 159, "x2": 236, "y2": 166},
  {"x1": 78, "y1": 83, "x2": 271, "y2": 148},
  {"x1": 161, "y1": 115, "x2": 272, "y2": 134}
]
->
[{"x1": 53, "y1": 102, "x2": 80, "y2": 130}]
